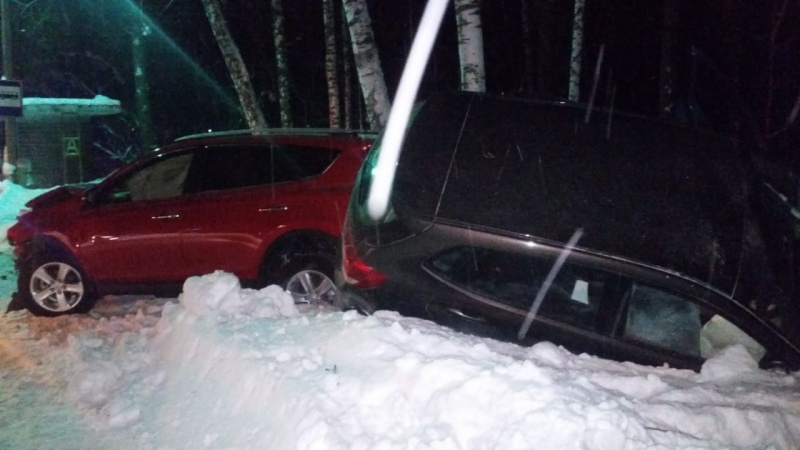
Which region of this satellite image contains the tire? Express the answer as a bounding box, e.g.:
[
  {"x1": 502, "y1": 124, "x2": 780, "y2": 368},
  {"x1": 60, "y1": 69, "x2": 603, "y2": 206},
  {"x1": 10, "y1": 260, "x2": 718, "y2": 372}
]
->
[
  {"x1": 260, "y1": 233, "x2": 337, "y2": 288},
  {"x1": 17, "y1": 246, "x2": 97, "y2": 316}
]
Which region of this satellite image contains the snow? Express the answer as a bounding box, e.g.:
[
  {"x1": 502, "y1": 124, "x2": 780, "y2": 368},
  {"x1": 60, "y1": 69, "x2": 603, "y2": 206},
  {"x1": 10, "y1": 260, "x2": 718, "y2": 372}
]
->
[
  {"x1": 2, "y1": 180, "x2": 800, "y2": 449},
  {"x1": 20, "y1": 95, "x2": 122, "y2": 118}
]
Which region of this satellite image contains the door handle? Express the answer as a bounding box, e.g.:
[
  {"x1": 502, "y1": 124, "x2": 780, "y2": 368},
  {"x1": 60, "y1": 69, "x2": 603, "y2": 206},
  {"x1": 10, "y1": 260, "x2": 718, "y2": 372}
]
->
[
  {"x1": 258, "y1": 205, "x2": 289, "y2": 212},
  {"x1": 152, "y1": 214, "x2": 181, "y2": 220}
]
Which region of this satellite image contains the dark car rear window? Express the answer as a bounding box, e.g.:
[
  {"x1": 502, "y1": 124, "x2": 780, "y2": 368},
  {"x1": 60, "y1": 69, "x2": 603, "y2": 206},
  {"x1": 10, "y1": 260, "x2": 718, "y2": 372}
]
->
[{"x1": 187, "y1": 144, "x2": 339, "y2": 193}]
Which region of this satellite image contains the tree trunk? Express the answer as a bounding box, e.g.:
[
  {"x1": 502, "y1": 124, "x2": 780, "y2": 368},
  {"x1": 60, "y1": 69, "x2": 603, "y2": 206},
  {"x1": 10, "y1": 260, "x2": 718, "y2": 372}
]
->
[
  {"x1": 201, "y1": 0, "x2": 268, "y2": 131},
  {"x1": 1, "y1": 0, "x2": 16, "y2": 183},
  {"x1": 132, "y1": 25, "x2": 155, "y2": 151},
  {"x1": 533, "y1": 0, "x2": 555, "y2": 95},
  {"x1": 659, "y1": 0, "x2": 678, "y2": 118},
  {"x1": 341, "y1": 5, "x2": 356, "y2": 129},
  {"x1": 764, "y1": 0, "x2": 790, "y2": 137},
  {"x1": 520, "y1": 0, "x2": 534, "y2": 92},
  {"x1": 568, "y1": 0, "x2": 585, "y2": 101},
  {"x1": 323, "y1": 0, "x2": 341, "y2": 128},
  {"x1": 722, "y1": 0, "x2": 743, "y2": 136},
  {"x1": 272, "y1": 0, "x2": 293, "y2": 128},
  {"x1": 342, "y1": 0, "x2": 391, "y2": 130},
  {"x1": 454, "y1": 0, "x2": 486, "y2": 92}
]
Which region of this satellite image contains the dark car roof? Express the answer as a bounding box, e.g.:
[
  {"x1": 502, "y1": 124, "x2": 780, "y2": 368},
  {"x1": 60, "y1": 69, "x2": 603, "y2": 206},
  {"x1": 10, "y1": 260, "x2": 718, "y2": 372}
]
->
[
  {"x1": 392, "y1": 91, "x2": 769, "y2": 301},
  {"x1": 174, "y1": 128, "x2": 378, "y2": 143},
  {"x1": 117, "y1": 128, "x2": 376, "y2": 172}
]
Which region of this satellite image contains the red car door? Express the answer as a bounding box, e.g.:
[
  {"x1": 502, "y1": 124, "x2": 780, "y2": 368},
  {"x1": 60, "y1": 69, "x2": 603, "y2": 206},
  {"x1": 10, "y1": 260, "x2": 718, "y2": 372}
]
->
[
  {"x1": 74, "y1": 152, "x2": 194, "y2": 283},
  {"x1": 177, "y1": 143, "x2": 340, "y2": 282}
]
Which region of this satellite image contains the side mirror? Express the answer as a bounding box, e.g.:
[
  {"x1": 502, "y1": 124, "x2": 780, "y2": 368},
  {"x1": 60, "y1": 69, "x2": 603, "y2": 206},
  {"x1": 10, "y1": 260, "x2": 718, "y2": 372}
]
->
[{"x1": 83, "y1": 190, "x2": 97, "y2": 206}]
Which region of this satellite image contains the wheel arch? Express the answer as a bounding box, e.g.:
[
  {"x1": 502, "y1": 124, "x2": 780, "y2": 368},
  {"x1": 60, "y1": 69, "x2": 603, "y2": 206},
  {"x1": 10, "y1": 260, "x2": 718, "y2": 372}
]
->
[{"x1": 258, "y1": 229, "x2": 339, "y2": 286}]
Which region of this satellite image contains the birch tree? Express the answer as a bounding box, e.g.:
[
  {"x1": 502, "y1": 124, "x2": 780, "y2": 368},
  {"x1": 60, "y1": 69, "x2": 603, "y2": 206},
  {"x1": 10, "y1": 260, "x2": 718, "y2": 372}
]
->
[
  {"x1": 659, "y1": 0, "x2": 678, "y2": 118},
  {"x1": 272, "y1": 0, "x2": 293, "y2": 128},
  {"x1": 568, "y1": 0, "x2": 585, "y2": 102},
  {"x1": 341, "y1": 5, "x2": 355, "y2": 129},
  {"x1": 454, "y1": 0, "x2": 486, "y2": 92},
  {"x1": 132, "y1": 24, "x2": 155, "y2": 151},
  {"x1": 323, "y1": 0, "x2": 341, "y2": 128},
  {"x1": 201, "y1": 0, "x2": 268, "y2": 131},
  {"x1": 343, "y1": 0, "x2": 391, "y2": 130}
]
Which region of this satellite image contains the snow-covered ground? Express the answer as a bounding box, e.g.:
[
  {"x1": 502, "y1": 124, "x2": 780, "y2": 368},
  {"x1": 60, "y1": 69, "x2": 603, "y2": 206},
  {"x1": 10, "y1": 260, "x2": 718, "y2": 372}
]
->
[{"x1": 2, "y1": 178, "x2": 800, "y2": 449}]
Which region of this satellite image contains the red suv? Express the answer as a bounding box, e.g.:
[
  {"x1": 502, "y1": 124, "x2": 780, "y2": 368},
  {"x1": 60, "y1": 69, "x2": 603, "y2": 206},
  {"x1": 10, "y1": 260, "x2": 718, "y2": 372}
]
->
[{"x1": 7, "y1": 129, "x2": 375, "y2": 316}]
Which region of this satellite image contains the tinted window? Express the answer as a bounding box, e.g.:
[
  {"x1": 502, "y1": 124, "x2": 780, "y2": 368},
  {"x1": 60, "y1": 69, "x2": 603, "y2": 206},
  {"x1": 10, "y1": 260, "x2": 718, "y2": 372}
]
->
[
  {"x1": 103, "y1": 152, "x2": 193, "y2": 202},
  {"x1": 274, "y1": 144, "x2": 339, "y2": 180},
  {"x1": 622, "y1": 284, "x2": 702, "y2": 357},
  {"x1": 426, "y1": 246, "x2": 767, "y2": 364},
  {"x1": 188, "y1": 144, "x2": 339, "y2": 193},
  {"x1": 426, "y1": 247, "x2": 619, "y2": 333},
  {"x1": 620, "y1": 282, "x2": 766, "y2": 362}
]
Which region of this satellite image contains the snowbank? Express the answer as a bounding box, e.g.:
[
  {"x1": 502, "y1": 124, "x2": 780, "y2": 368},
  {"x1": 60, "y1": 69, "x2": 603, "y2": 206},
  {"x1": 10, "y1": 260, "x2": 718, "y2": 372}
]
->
[
  {"x1": 52, "y1": 271, "x2": 800, "y2": 449},
  {"x1": 2, "y1": 183, "x2": 800, "y2": 449}
]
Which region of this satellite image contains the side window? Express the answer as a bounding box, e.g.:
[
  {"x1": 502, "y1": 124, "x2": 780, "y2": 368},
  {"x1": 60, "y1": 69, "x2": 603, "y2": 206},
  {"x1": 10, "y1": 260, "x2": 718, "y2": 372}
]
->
[
  {"x1": 621, "y1": 283, "x2": 767, "y2": 362},
  {"x1": 425, "y1": 247, "x2": 618, "y2": 333},
  {"x1": 189, "y1": 145, "x2": 273, "y2": 193},
  {"x1": 272, "y1": 144, "x2": 339, "y2": 182},
  {"x1": 103, "y1": 153, "x2": 193, "y2": 203},
  {"x1": 186, "y1": 144, "x2": 339, "y2": 193},
  {"x1": 623, "y1": 284, "x2": 703, "y2": 357}
]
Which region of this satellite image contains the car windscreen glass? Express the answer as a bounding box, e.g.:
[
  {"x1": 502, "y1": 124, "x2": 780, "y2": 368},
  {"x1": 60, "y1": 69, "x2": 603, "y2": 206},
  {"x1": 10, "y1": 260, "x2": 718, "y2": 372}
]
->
[
  {"x1": 425, "y1": 245, "x2": 768, "y2": 365},
  {"x1": 424, "y1": 246, "x2": 621, "y2": 334},
  {"x1": 101, "y1": 152, "x2": 193, "y2": 203},
  {"x1": 619, "y1": 282, "x2": 766, "y2": 363}
]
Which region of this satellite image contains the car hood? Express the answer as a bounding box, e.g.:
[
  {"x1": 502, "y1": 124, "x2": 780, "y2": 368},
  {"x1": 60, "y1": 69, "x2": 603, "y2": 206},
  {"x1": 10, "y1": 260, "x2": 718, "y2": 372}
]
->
[{"x1": 25, "y1": 183, "x2": 96, "y2": 210}]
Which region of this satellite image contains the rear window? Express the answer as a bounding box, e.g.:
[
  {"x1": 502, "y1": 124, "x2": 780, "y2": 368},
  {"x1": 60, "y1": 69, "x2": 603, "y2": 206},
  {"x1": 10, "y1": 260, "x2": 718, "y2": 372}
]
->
[{"x1": 187, "y1": 144, "x2": 339, "y2": 193}]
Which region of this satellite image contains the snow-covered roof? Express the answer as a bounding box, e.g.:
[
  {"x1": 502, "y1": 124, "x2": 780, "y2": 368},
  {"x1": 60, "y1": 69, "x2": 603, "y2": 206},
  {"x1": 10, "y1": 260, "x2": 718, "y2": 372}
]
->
[{"x1": 19, "y1": 95, "x2": 122, "y2": 119}]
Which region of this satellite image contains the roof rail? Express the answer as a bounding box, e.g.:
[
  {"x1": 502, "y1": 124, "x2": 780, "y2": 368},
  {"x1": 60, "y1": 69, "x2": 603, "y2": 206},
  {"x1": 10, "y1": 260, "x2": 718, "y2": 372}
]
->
[{"x1": 175, "y1": 128, "x2": 379, "y2": 141}]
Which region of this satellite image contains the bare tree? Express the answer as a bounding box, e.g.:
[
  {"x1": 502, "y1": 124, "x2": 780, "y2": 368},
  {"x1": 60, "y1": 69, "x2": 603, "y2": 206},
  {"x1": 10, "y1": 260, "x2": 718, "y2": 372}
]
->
[
  {"x1": 272, "y1": 0, "x2": 292, "y2": 128},
  {"x1": 659, "y1": 0, "x2": 678, "y2": 118},
  {"x1": 132, "y1": 23, "x2": 155, "y2": 151},
  {"x1": 201, "y1": 0, "x2": 268, "y2": 131},
  {"x1": 341, "y1": 5, "x2": 356, "y2": 129},
  {"x1": 568, "y1": 0, "x2": 585, "y2": 101},
  {"x1": 323, "y1": 0, "x2": 341, "y2": 128},
  {"x1": 454, "y1": 0, "x2": 485, "y2": 92},
  {"x1": 342, "y1": 0, "x2": 390, "y2": 130}
]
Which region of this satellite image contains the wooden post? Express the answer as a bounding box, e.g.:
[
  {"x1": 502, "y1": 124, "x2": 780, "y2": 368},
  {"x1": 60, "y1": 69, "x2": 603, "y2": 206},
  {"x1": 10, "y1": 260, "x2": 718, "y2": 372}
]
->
[{"x1": 2, "y1": 0, "x2": 17, "y2": 183}]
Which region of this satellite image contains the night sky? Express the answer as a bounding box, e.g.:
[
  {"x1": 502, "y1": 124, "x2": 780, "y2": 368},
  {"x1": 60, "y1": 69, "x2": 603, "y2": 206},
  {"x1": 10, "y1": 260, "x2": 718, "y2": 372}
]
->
[{"x1": 6, "y1": 0, "x2": 800, "y2": 166}]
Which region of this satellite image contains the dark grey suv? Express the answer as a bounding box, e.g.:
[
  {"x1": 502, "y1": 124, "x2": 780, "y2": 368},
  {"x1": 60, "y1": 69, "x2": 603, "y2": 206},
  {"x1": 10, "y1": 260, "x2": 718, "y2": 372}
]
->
[{"x1": 335, "y1": 91, "x2": 800, "y2": 372}]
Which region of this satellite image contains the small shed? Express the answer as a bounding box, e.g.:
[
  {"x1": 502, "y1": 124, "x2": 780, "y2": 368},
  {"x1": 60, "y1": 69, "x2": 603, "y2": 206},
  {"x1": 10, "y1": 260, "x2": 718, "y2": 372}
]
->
[{"x1": 12, "y1": 95, "x2": 122, "y2": 187}]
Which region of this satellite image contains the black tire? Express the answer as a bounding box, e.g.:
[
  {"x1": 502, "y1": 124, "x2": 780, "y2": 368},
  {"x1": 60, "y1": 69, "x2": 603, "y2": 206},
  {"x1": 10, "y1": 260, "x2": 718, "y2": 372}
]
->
[
  {"x1": 260, "y1": 233, "x2": 337, "y2": 288},
  {"x1": 17, "y1": 246, "x2": 97, "y2": 316}
]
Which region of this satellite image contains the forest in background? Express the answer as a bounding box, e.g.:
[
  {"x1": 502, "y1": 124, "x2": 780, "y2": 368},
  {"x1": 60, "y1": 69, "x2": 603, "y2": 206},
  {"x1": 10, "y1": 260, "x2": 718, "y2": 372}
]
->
[{"x1": 2, "y1": 0, "x2": 799, "y2": 169}]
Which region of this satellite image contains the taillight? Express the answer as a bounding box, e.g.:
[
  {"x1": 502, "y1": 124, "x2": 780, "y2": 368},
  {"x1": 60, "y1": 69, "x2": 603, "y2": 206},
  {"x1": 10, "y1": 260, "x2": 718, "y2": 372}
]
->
[{"x1": 341, "y1": 221, "x2": 387, "y2": 289}]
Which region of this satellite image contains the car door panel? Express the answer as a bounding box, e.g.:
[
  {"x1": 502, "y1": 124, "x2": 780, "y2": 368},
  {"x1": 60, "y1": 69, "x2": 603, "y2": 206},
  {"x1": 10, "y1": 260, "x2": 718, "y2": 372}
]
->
[
  {"x1": 74, "y1": 151, "x2": 194, "y2": 283},
  {"x1": 74, "y1": 197, "x2": 187, "y2": 283}
]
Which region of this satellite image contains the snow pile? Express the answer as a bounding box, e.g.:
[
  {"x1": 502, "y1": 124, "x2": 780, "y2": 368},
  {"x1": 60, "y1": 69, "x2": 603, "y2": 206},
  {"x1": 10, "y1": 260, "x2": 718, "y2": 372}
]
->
[
  {"x1": 3, "y1": 183, "x2": 800, "y2": 449},
  {"x1": 179, "y1": 270, "x2": 299, "y2": 319},
  {"x1": 70, "y1": 271, "x2": 800, "y2": 448},
  {"x1": 0, "y1": 180, "x2": 49, "y2": 249}
]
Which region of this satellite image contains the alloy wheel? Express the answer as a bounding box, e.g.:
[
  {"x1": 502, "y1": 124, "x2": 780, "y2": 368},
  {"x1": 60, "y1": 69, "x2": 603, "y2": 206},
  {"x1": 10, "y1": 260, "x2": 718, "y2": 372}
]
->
[
  {"x1": 285, "y1": 270, "x2": 339, "y2": 311},
  {"x1": 29, "y1": 262, "x2": 85, "y2": 313}
]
